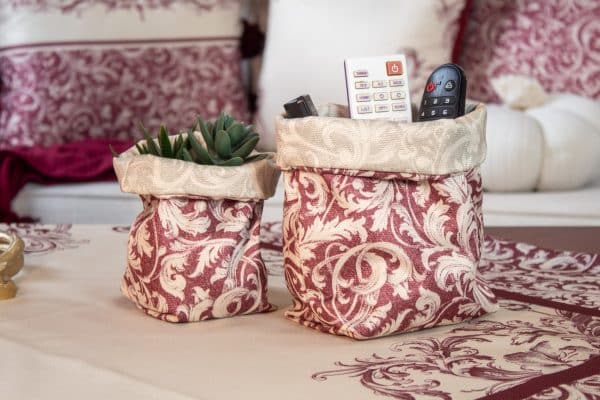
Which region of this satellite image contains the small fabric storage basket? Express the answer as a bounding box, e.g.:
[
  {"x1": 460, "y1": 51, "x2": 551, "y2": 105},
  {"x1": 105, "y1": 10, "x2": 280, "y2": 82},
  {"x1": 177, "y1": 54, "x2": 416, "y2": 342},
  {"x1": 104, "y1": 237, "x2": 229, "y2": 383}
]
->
[
  {"x1": 276, "y1": 104, "x2": 498, "y2": 339},
  {"x1": 113, "y1": 133, "x2": 280, "y2": 322}
]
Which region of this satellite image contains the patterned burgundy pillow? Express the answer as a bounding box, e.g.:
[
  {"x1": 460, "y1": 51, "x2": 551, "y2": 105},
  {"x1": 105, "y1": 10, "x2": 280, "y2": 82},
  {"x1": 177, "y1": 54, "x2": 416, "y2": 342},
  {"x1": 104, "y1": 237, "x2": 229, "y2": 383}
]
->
[
  {"x1": 0, "y1": 1, "x2": 248, "y2": 148},
  {"x1": 459, "y1": 0, "x2": 600, "y2": 102}
]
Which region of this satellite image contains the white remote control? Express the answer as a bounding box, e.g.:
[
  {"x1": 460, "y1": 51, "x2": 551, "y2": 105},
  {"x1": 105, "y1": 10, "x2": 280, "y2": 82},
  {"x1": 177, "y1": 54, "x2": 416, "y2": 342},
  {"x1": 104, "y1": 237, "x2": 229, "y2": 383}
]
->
[{"x1": 344, "y1": 55, "x2": 412, "y2": 122}]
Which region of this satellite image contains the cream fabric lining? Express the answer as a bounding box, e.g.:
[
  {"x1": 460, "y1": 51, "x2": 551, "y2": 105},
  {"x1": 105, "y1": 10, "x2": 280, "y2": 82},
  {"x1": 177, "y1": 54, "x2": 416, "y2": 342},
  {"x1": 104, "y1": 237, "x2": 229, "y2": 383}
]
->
[
  {"x1": 113, "y1": 132, "x2": 280, "y2": 200},
  {"x1": 276, "y1": 103, "x2": 487, "y2": 176}
]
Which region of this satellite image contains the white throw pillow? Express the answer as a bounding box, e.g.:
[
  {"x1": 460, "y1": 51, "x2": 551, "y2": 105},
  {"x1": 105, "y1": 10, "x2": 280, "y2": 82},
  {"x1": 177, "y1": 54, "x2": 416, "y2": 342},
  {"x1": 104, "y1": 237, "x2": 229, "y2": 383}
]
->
[
  {"x1": 482, "y1": 78, "x2": 600, "y2": 192},
  {"x1": 481, "y1": 105, "x2": 544, "y2": 192},
  {"x1": 256, "y1": 0, "x2": 468, "y2": 151}
]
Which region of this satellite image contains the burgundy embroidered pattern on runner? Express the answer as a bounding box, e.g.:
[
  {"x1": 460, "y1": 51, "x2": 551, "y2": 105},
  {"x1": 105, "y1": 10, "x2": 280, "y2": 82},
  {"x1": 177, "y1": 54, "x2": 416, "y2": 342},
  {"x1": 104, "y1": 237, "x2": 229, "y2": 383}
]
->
[
  {"x1": 480, "y1": 237, "x2": 600, "y2": 311},
  {"x1": 0, "y1": 224, "x2": 88, "y2": 254},
  {"x1": 257, "y1": 222, "x2": 600, "y2": 399},
  {"x1": 313, "y1": 302, "x2": 600, "y2": 399}
]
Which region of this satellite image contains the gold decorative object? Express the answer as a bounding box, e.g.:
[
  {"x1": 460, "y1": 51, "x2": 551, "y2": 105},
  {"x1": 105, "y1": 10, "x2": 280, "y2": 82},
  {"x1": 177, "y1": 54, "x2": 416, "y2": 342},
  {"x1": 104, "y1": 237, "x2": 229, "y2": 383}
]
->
[{"x1": 0, "y1": 231, "x2": 24, "y2": 300}]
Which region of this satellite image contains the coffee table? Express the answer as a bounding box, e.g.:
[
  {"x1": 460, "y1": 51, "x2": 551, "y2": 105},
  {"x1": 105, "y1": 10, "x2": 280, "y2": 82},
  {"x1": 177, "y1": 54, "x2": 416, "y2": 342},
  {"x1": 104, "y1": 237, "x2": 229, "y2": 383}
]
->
[{"x1": 0, "y1": 224, "x2": 598, "y2": 400}]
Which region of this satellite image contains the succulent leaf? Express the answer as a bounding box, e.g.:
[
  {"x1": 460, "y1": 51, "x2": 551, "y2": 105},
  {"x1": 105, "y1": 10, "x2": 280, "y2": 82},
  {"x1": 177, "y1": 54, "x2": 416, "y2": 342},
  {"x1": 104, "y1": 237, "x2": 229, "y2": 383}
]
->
[
  {"x1": 233, "y1": 133, "x2": 259, "y2": 151},
  {"x1": 220, "y1": 157, "x2": 244, "y2": 166},
  {"x1": 227, "y1": 123, "x2": 246, "y2": 147},
  {"x1": 188, "y1": 131, "x2": 212, "y2": 164},
  {"x1": 172, "y1": 134, "x2": 184, "y2": 157},
  {"x1": 245, "y1": 153, "x2": 269, "y2": 163},
  {"x1": 182, "y1": 148, "x2": 193, "y2": 162},
  {"x1": 223, "y1": 114, "x2": 234, "y2": 129},
  {"x1": 215, "y1": 113, "x2": 225, "y2": 134},
  {"x1": 198, "y1": 118, "x2": 214, "y2": 149},
  {"x1": 135, "y1": 143, "x2": 146, "y2": 155},
  {"x1": 174, "y1": 134, "x2": 185, "y2": 159},
  {"x1": 231, "y1": 135, "x2": 259, "y2": 159},
  {"x1": 144, "y1": 133, "x2": 161, "y2": 156},
  {"x1": 158, "y1": 126, "x2": 173, "y2": 158},
  {"x1": 215, "y1": 129, "x2": 232, "y2": 158}
]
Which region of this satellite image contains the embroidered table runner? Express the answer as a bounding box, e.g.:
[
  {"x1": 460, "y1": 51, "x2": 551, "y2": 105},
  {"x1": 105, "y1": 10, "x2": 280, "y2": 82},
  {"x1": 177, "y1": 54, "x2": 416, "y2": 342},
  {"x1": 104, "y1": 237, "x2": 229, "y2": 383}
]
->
[{"x1": 0, "y1": 223, "x2": 598, "y2": 399}]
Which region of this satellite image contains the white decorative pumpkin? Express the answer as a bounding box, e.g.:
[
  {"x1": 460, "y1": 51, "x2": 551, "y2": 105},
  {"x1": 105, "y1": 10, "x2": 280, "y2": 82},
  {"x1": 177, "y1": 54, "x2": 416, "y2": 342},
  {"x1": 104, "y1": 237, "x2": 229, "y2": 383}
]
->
[{"x1": 481, "y1": 76, "x2": 600, "y2": 192}]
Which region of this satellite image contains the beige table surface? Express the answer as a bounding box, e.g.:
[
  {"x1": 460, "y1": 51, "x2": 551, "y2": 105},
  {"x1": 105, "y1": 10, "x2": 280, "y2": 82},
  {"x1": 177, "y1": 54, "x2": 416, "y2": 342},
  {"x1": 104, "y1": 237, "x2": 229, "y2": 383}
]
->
[{"x1": 0, "y1": 224, "x2": 598, "y2": 400}]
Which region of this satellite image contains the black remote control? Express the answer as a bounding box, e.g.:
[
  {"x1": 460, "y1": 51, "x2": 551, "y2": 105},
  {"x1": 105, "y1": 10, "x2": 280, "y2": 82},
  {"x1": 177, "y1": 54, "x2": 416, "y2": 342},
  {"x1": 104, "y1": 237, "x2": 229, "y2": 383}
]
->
[
  {"x1": 418, "y1": 63, "x2": 466, "y2": 121},
  {"x1": 284, "y1": 95, "x2": 318, "y2": 118}
]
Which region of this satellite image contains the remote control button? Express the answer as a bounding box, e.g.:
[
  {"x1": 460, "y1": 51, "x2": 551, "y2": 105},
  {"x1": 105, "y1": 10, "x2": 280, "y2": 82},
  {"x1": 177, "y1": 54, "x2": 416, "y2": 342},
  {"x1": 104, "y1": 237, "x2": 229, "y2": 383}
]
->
[
  {"x1": 389, "y1": 78, "x2": 404, "y2": 87},
  {"x1": 375, "y1": 104, "x2": 390, "y2": 113},
  {"x1": 385, "y1": 61, "x2": 403, "y2": 76},
  {"x1": 441, "y1": 107, "x2": 452, "y2": 116},
  {"x1": 426, "y1": 81, "x2": 436, "y2": 93},
  {"x1": 442, "y1": 96, "x2": 455, "y2": 105},
  {"x1": 355, "y1": 81, "x2": 369, "y2": 89},
  {"x1": 431, "y1": 97, "x2": 440, "y2": 105},
  {"x1": 356, "y1": 93, "x2": 372, "y2": 102},
  {"x1": 422, "y1": 98, "x2": 430, "y2": 106},
  {"x1": 372, "y1": 80, "x2": 387, "y2": 88},
  {"x1": 373, "y1": 92, "x2": 389, "y2": 101},
  {"x1": 353, "y1": 69, "x2": 369, "y2": 78},
  {"x1": 428, "y1": 108, "x2": 438, "y2": 117},
  {"x1": 357, "y1": 104, "x2": 372, "y2": 114},
  {"x1": 419, "y1": 110, "x2": 426, "y2": 118},
  {"x1": 392, "y1": 102, "x2": 407, "y2": 111},
  {"x1": 390, "y1": 91, "x2": 405, "y2": 100},
  {"x1": 444, "y1": 80, "x2": 456, "y2": 91}
]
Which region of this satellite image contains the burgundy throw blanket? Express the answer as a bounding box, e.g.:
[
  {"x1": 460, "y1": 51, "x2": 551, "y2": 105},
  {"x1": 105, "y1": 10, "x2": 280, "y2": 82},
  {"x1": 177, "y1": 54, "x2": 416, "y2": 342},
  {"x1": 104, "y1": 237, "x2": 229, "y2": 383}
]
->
[{"x1": 0, "y1": 139, "x2": 132, "y2": 222}]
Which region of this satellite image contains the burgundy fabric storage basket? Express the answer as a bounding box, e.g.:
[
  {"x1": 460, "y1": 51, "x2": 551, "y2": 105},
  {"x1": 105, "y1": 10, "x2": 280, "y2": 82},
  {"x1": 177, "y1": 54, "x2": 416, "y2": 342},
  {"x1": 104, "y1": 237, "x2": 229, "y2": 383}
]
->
[
  {"x1": 276, "y1": 104, "x2": 498, "y2": 339},
  {"x1": 113, "y1": 133, "x2": 280, "y2": 322}
]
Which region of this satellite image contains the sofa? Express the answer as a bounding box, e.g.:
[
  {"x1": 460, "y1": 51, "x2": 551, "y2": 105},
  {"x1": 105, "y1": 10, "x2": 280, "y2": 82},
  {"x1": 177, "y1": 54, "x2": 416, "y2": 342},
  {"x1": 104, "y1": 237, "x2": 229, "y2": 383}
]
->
[{"x1": 3, "y1": 0, "x2": 600, "y2": 226}]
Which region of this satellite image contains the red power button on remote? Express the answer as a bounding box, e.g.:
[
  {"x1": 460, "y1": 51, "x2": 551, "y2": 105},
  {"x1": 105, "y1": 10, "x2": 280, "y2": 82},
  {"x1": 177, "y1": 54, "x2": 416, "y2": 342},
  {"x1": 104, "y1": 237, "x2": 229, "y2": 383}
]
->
[{"x1": 426, "y1": 82, "x2": 436, "y2": 93}]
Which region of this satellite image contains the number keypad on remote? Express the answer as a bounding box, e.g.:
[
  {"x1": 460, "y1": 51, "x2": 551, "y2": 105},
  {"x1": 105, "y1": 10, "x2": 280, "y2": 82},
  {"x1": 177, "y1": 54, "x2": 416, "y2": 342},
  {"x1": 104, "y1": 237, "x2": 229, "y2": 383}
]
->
[
  {"x1": 344, "y1": 55, "x2": 412, "y2": 122},
  {"x1": 418, "y1": 64, "x2": 467, "y2": 121}
]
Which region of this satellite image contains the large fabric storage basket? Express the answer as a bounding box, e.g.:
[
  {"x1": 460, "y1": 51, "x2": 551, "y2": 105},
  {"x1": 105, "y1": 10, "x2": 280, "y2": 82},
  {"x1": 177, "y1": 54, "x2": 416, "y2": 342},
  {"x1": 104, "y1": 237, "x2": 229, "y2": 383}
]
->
[{"x1": 276, "y1": 104, "x2": 498, "y2": 339}]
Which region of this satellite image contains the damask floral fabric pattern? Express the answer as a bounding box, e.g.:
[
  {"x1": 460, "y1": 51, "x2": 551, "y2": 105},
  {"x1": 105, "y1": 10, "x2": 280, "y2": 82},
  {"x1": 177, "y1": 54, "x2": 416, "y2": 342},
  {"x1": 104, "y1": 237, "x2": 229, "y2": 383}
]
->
[
  {"x1": 282, "y1": 167, "x2": 498, "y2": 339},
  {"x1": 275, "y1": 104, "x2": 487, "y2": 177},
  {"x1": 256, "y1": 221, "x2": 600, "y2": 398},
  {"x1": 0, "y1": 0, "x2": 246, "y2": 148},
  {"x1": 459, "y1": 0, "x2": 600, "y2": 102},
  {"x1": 0, "y1": 43, "x2": 247, "y2": 148},
  {"x1": 313, "y1": 301, "x2": 600, "y2": 399},
  {"x1": 122, "y1": 196, "x2": 273, "y2": 322},
  {"x1": 481, "y1": 237, "x2": 600, "y2": 312},
  {"x1": 0, "y1": 223, "x2": 88, "y2": 255},
  {"x1": 7, "y1": 0, "x2": 235, "y2": 16}
]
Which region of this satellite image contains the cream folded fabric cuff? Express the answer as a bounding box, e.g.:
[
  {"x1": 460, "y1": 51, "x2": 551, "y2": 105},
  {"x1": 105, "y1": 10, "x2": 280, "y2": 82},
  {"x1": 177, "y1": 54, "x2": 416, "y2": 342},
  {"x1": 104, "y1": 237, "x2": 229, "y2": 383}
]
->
[
  {"x1": 113, "y1": 132, "x2": 281, "y2": 201},
  {"x1": 276, "y1": 103, "x2": 487, "y2": 176}
]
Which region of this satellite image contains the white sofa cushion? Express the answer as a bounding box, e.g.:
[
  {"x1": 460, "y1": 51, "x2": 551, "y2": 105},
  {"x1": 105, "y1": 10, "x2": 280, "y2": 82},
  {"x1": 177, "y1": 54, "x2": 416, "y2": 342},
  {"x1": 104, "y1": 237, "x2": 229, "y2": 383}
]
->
[{"x1": 13, "y1": 178, "x2": 600, "y2": 226}]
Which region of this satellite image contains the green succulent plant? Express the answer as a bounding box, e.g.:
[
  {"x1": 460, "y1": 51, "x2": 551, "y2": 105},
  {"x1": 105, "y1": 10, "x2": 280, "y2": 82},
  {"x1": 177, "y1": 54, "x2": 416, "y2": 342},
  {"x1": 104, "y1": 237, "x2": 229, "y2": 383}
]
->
[
  {"x1": 189, "y1": 112, "x2": 267, "y2": 166},
  {"x1": 111, "y1": 113, "x2": 267, "y2": 167}
]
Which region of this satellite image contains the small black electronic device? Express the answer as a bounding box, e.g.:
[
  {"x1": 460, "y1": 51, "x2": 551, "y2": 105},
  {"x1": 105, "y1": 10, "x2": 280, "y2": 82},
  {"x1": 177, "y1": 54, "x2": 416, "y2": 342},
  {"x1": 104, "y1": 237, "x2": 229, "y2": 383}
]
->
[
  {"x1": 284, "y1": 95, "x2": 318, "y2": 118},
  {"x1": 418, "y1": 63, "x2": 466, "y2": 121}
]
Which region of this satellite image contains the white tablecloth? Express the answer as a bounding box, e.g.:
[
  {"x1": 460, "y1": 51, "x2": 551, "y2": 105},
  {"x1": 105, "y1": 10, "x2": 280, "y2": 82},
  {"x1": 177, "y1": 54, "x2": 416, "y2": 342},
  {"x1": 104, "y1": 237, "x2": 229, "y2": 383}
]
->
[{"x1": 1, "y1": 224, "x2": 598, "y2": 399}]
